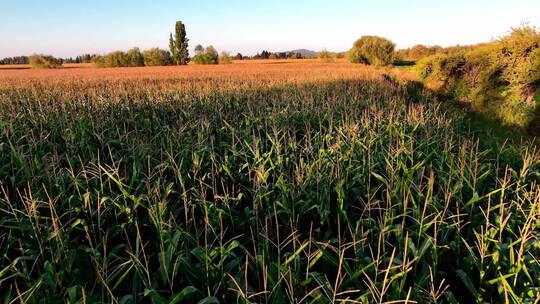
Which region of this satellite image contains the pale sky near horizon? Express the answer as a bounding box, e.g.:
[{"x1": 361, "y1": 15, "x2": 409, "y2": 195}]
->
[{"x1": 0, "y1": 0, "x2": 539, "y2": 58}]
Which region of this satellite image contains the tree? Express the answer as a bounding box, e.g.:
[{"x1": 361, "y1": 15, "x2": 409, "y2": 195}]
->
[
  {"x1": 194, "y1": 44, "x2": 204, "y2": 55},
  {"x1": 289, "y1": 52, "x2": 303, "y2": 59},
  {"x1": 234, "y1": 53, "x2": 243, "y2": 60},
  {"x1": 103, "y1": 51, "x2": 128, "y2": 68},
  {"x1": 169, "y1": 21, "x2": 189, "y2": 65},
  {"x1": 192, "y1": 45, "x2": 220, "y2": 65},
  {"x1": 261, "y1": 50, "x2": 270, "y2": 59},
  {"x1": 205, "y1": 46, "x2": 219, "y2": 64},
  {"x1": 349, "y1": 36, "x2": 395, "y2": 66},
  {"x1": 0, "y1": 56, "x2": 29, "y2": 65},
  {"x1": 126, "y1": 47, "x2": 145, "y2": 67},
  {"x1": 143, "y1": 48, "x2": 172, "y2": 66},
  {"x1": 254, "y1": 50, "x2": 271, "y2": 59}
]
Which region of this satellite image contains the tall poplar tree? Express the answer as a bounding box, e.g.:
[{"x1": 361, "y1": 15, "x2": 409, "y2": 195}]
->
[{"x1": 169, "y1": 21, "x2": 189, "y2": 65}]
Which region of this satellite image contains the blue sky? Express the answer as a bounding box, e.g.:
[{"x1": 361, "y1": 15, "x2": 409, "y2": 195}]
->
[{"x1": 1, "y1": 0, "x2": 539, "y2": 57}]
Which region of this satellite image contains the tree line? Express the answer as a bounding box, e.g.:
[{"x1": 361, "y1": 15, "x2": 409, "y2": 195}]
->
[
  {"x1": 0, "y1": 54, "x2": 103, "y2": 65},
  {"x1": 0, "y1": 56, "x2": 30, "y2": 65},
  {"x1": 0, "y1": 19, "x2": 337, "y2": 68}
]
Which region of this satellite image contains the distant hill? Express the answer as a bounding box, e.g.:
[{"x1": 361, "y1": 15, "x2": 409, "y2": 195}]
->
[{"x1": 283, "y1": 49, "x2": 319, "y2": 57}]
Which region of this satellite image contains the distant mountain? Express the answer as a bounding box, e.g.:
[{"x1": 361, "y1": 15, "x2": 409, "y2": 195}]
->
[{"x1": 283, "y1": 49, "x2": 319, "y2": 57}]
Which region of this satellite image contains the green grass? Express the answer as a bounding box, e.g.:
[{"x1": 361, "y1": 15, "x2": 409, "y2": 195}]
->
[{"x1": 0, "y1": 78, "x2": 539, "y2": 303}]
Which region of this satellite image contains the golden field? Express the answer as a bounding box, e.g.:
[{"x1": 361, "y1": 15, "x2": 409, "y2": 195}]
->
[{"x1": 0, "y1": 59, "x2": 417, "y2": 87}]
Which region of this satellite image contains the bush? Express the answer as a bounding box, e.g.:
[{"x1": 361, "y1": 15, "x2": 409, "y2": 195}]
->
[
  {"x1": 349, "y1": 36, "x2": 395, "y2": 66},
  {"x1": 219, "y1": 52, "x2": 233, "y2": 64},
  {"x1": 93, "y1": 51, "x2": 129, "y2": 68},
  {"x1": 318, "y1": 49, "x2": 334, "y2": 63},
  {"x1": 192, "y1": 46, "x2": 219, "y2": 65},
  {"x1": 498, "y1": 25, "x2": 540, "y2": 104},
  {"x1": 108, "y1": 51, "x2": 129, "y2": 67},
  {"x1": 398, "y1": 44, "x2": 443, "y2": 60},
  {"x1": 435, "y1": 53, "x2": 467, "y2": 81},
  {"x1": 416, "y1": 25, "x2": 540, "y2": 130},
  {"x1": 462, "y1": 44, "x2": 501, "y2": 106},
  {"x1": 93, "y1": 48, "x2": 159, "y2": 68},
  {"x1": 92, "y1": 55, "x2": 109, "y2": 68},
  {"x1": 418, "y1": 49, "x2": 499, "y2": 107},
  {"x1": 419, "y1": 26, "x2": 540, "y2": 107},
  {"x1": 143, "y1": 48, "x2": 172, "y2": 66},
  {"x1": 29, "y1": 54, "x2": 62, "y2": 69},
  {"x1": 492, "y1": 102, "x2": 536, "y2": 128},
  {"x1": 126, "y1": 47, "x2": 145, "y2": 67}
]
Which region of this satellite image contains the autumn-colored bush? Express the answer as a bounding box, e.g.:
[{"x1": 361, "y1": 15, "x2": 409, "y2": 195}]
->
[{"x1": 29, "y1": 54, "x2": 62, "y2": 69}]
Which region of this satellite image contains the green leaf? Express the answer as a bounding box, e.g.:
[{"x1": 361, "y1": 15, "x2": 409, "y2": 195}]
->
[
  {"x1": 169, "y1": 286, "x2": 199, "y2": 304},
  {"x1": 284, "y1": 242, "x2": 309, "y2": 265},
  {"x1": 456, "y1": 269, "x2": 477, "y2": 297},
  {"x1": 197, "y1": 296, "x2": 220, "y2": 304},
  {"x1": 144, "y1": 289, "x2": 167, "y2": 304}
]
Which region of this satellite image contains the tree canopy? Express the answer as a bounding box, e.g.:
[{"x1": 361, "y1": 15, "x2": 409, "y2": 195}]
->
[
  {"x1": 169, "y1": 21, "x2": 189, "y2": 65},
  {"x1": 349, "y1": 36, "x2": 395, "y2": 66}
]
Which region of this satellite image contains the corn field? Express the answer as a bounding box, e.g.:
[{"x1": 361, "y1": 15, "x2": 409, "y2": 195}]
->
[{"x1": 0, "y1": 63, "x2": 539, "y2": 303}]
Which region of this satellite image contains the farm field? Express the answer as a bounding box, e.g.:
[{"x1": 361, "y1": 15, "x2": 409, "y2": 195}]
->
[
  {"x1": 0, "y1": 60, "x2": 539, "y2": 303},
  {"x1": 0, "y1": 60, "x2": 413, "y2": 83}
]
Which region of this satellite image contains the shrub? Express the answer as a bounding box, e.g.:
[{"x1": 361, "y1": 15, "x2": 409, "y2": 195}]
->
[
  {"x1": 108, "y1": 51, "x2": 129, "y2": 67},
  {"x1": 205, "y1": 46, "x2": 219, "y2": 64},
  {"x1": 93, "y1": 48, "x2": 169, "y2": 68},
  {"x1": 420, "y1": 26, "x2": 540, "y2": 107},
  {"x1": 399, "y1": 44, "x2": 443, "y2": 60},
  {"x1": 92, "y1": 56, "x2": 106, "y2": 67},
  {"x1": 491, "y1": 102, "x2": 536, "y2": 128},
  {"x1": 126, "y1": 47, "x2": 145, "y2": 67},
  {"x1": 462, "y1": 44, "x2": 501, "y2": 106},
  {"x1": 191, "y1": 54, "x2": 207, "y2": 64},
  {"x1": 143, "y1": 48, "x2": 172, "y2": 66},
  {"x1": 498, "y1": 25, "x2": 540, "y2": 104},
  {"x1": 192, "y1": 46, "x2": 219, "y2": 65},
  {"x1": 433, "y1": 52, "x2": 467, "y2": 81},
  {"x1": 29, "y1": 54, "x2": 62, "y2": 69},
  {"x1": 416, "y1": 55, "x2": 436, "y2": 79},
  {"x1": 349, "y1": 36, "x2": 395, "y2": 66},
  {"x1": 416, "y1": 25, "x2": 540, "y2": 129},
  {"x1": 92, "y1": 55, "x2": 111, "y2": 68},
  {"x1": 93, "y1": 51, "x2": 129, "y2": 68},
  {"x1": 318, "y1": 49, "x2": 334, "y2": 63},
  {"x1": 219, "y1": 52, "x2": 233, "y2": 64}
]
